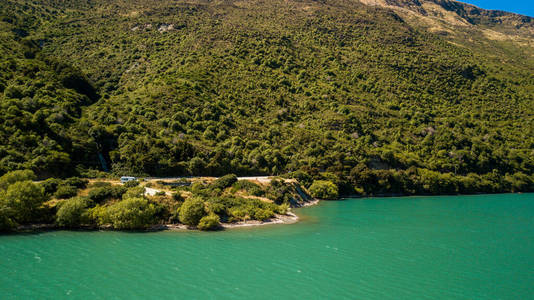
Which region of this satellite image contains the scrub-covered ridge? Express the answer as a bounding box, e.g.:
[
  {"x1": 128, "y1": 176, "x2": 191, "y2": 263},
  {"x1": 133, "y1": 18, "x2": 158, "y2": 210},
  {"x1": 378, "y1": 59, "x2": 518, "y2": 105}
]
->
[{"x1": 0, "y1": 0, "x2": 533, "y2": 200}]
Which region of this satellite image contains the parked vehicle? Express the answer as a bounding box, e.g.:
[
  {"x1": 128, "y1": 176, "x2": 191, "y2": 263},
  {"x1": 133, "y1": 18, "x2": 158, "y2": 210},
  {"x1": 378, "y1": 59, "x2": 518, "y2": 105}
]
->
[{"x1": 120, "y1": 176, "x2": 137, "y2": 183}]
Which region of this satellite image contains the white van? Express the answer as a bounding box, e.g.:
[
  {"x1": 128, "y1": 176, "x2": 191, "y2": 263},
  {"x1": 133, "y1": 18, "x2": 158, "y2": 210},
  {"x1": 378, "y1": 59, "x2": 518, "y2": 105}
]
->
[{"x1": 120, "y1": 176, "x2": 137, "y2": 183}]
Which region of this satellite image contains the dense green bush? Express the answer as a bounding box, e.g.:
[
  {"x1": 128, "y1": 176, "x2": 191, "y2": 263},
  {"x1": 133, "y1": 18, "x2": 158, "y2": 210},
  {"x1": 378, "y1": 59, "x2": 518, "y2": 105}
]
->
[
  {"x1": 123, "y1": 180, "x2": 139, "y2": 188},
  {"x1": 197, "y1": 214, "x2": 221, "y2": 230},
  {"x1": 309, "y1": 180, "x2": 339, "y2": 200},
  {"x1": 179, "y1": 197, "x2": 206, "y2": 226},
  {"x1": 54, "y1": 185, "x2": 79, "y2": 199},
  {"x1": 41, "y1": 178, "x2": 62, "y2": 195},
  {"x1": 211, "y1": 174, "x2": 238, "y2": 191},
  {"x1": 228, "y1": 207, "x2": 250, "y2": 222},
  {"x1": 265, "y1": 179, "x2": 292, "y2": 204},
  {"x1": 56, "y1": 197, "x2": 92, "y2": 227},
  {"x1": 206, "y1": 196, "x2": 281, "y2": 222},
  {"x1": 103, "y1": 198, "x2": 159, "y2": 230},
  {"x1": 0, "y1": 205, "x2": 17, "y2": 231},
  {"x1": 87, "y1": 188, "x2": 110, "y2": 203},
  {"x1": 232, "y1": 180, "x2": 264, "y2": 196},
  {"x1": 287, "y1": 171, "x2": 313, "y2": 189},
  {"x1": 276, "y1": 203, "x2": 290, "y2": 215},
  {"x1": 0, "y1": 170, "x2": 36, "y2": 191},
  {"x1": 1, "y1": 181, "x2": 48, "y2": 224},
  {"x1": 62, "y1": 178, "x2": 89, "y2": 189},
  {"x1": 504, "y1": 172, "x2": 534, "y2": 192},
  {"x1": 122, "y1": 186, "x2": 145, "y2": 199},
  {"x1": 90, "y1": 182, "x2": 112, "y2": 188},
  {"x1": 88, "y1": 185, "x2": 127, "y2": 203},
  {"x1": 254, "y1": 208, "x2": 275, "y2": 221}
]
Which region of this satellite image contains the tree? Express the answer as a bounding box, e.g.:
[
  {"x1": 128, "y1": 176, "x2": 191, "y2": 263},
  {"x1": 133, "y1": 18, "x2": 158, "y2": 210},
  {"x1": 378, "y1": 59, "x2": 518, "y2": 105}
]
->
[
  {"x1": 197, "y1": 214, "x2": 221, "y2": 230},
  {"x1": 122, "y1": 186, "x2": 145, "y2": 199},
  {"x1": 88, "y1": 185, "x2": 128, "y2": 203},
  {"x1": 211, "y1": 174, "x2": 238, "y2": 190},
  {"x1": 54, "y1": 185, "x2": 78, "y2": 199},
  {"x1": 288, "y1": 170, "x2": 313, "y2": 188},
  {"x1": 123, "y1": 180, "x2": 139, "y2": 188},
  {"x1": 189, "y1": 157, "x2": 206, "y2": 175},
  {"x1": 62, "y1": 177, "x2": 89, "y2": 189},
  {"x1": 254, "y1": 208, "x2": 274, "y2": 221},
  {"x1": 40, "y1": 178, "x2": 62, "y2": 195},
  {"x1": 2, "y1": 181, "x2": 48, "y2": 223},
  {"x1": 56, "y1": 197, "x2": 92, "y2": 227},
  {"x1": 0, "y1": 204, "x2": 17, "y2": 232},
  {"x1": 179, "y1": 197, "x2": 206, "y2": 226},
  {"x1": 105, "y1": 198, "x2": 159, "y2": 230},
  {"x1": 0, "y1": 170, "x2": 36, "y2": 191},
  {"x1": 309, "y1": 180, "x2": 339, "y2": 200}
]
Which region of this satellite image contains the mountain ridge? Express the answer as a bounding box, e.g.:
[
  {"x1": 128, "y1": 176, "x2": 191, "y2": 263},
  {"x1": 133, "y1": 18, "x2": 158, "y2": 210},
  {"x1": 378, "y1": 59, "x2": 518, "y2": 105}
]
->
[{"x1": 359, "y1": 0, "x2": 534, "y2": 44}]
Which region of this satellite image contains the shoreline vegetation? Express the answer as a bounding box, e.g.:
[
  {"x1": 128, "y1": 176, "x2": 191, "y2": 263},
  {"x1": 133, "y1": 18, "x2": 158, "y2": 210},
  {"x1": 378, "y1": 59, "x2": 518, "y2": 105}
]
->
[
  {"x1": 0, "y1": 170, "x2": 322, "y2": 233},
  {"x1": 1, "y1": 168, "x2": 534, "y2": 234},
  {"x1": 1, "y1": 168, "x2": 532, "y2": 234}
]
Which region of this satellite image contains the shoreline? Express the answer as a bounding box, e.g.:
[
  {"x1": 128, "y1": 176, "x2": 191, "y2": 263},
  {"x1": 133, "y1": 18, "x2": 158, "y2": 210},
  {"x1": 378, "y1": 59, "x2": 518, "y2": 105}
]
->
[
  {"x1": 162, "y1": 199, "x2": 320, "y2": 231},
  {"x1": 11, "y1": 199, "x2": 320, "y2": 233},
  {"x1": 153, "y1": 213, "x2": 299, "y2": 231}
]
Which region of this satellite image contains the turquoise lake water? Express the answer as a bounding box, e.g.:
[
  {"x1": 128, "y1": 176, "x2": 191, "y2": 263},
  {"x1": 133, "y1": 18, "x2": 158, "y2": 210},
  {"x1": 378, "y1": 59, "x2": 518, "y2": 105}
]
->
[{"x1": 1, "y1": 194, "x2": 533, "y2": 299}]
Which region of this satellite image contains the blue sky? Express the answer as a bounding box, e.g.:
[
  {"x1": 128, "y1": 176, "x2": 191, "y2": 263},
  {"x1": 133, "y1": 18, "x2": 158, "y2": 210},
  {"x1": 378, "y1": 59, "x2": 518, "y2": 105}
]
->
[{"x1": 459, "y1": 1, "x2": 533, "y2": 17}]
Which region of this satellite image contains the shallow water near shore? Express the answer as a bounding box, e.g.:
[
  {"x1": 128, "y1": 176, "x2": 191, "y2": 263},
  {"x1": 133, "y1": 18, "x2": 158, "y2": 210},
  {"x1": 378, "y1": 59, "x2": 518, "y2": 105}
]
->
[{"x1": 1, "y1": 194, "x2": 533, "y2": 299}]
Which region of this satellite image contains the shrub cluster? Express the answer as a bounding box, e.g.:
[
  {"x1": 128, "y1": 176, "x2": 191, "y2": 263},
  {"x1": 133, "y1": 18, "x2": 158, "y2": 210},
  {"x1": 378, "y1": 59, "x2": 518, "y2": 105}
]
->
[
  {"x1": 197, "y1": 214, "x2": 221, "y2": 231},
  {"x1": 309, "y1": 180, "x2": 339, "y2": 200}
]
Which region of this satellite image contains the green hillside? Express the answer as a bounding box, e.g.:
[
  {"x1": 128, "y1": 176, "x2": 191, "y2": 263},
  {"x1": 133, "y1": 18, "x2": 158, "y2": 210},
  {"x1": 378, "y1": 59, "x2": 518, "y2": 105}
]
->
[
  {"x1": 1, "y1": 0, "x2": 533, "y2": 195},
  {"x1": 0, "y1": 2, "x2": 97, "y2": 177}
]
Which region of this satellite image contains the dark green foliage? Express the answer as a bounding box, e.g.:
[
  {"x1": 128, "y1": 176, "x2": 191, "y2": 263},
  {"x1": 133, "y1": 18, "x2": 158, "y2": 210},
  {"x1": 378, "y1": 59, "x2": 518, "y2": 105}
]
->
[
  {"x1": 40, "y1": 178, "x2": 62, "y2": 195},
  {"x1": 88, "y1": 185, "x2": 127, "y2": 203},
  {"x1": 1, "y1": 181, "x2": 47, "y2": 224},
  {"x1": 0, "y1": 170, "x2": 35, "y2": 190},
  {"x1": 62, "y1": 177, "x2": 88, "y2": 189},
  {"x1": 232, "y1": 180, "x2": 264, "y2": 196},
  {"x1": 504, "y1": 172, "x2": 534, "y2": 193},
  {"x1": 197, "y1": 214, "x2": 220, "y2": 231},
  {"x1": 87, "y1": 188, "x2": 112, "y2": 203},
  {"x1": 89, "y1": 181, "x2": 112, "y2": 188},
  {"x1": 0, "y1": 204, "x2": 17, "y2": 231},
  {"x1": 56, "y1": 197, "x2": 92, "y2": 227},
  {"x1": 309, "y1": 180, "x2": 339, "y2": 200},
  {"x1": 123, "y1": 180, "x2": 139, "y2": 188},
  {"x1": 179, "y1": 197, "x2": 206, "y2": 226},
  {"x1": 265, "y1": 179, "x2": 293, "y2": 204},
  {"x1": 254, "y1": 209, "x2": 275, "y2": 221},
  {"x1": 345, "y1": 167, "x2": 534, "y2": 196},
  {"x1": 287, "y1": 171, "x2": 314, "y2": 189},
  {"x1": 205, "y1": 196, "x2": 280, "y2": 223},
  {"x1": 211, "y1": 174, "x2": 238, "y2": 191},
  {"x1": 0, "y1": 8, "x2": 97, "y2": 177},
  {"x1": 122, "y1": 186, "x2": 146, "y2": 199},
  {"x1": 53, "y1": 185, "x2": 78, "y2": 199},
  {"x1": 103, "y1": 197, "x2": 159, "y2": 230}
]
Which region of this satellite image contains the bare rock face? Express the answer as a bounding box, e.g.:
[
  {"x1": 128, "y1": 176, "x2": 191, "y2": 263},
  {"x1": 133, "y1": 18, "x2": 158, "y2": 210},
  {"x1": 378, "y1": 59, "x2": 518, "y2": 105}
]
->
[{"x1": 158, "y1": 23, "x2": 175, "y2": 33}]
